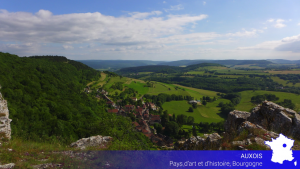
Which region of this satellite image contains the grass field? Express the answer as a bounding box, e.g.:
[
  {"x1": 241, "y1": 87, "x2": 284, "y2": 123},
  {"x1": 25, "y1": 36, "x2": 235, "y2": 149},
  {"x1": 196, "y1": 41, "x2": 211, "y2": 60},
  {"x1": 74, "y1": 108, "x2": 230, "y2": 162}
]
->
[
  {"x1": 232, "y1": 64, "x2": 264, "y2": 69},
  {"x1": 172, "y1": 84, "x2": 219, "y2": 97},
  {"x1": 162, "y1": 99, "x2": 228, "y2": 124},
  {"x1": 217, "y1": 75, "x2": 247, "y2": 78},
  {"x1": 271, "y1": 76, "x2": 300, "y2": 87},
  {"x1": 138, "y1": 72, "x2": 153, "y2": 74},
  {"x1": 124, "y1": 81, "x2": 149, "y2": 95},
  {"x1": 266, "y1": 70, "x2": 300, "y2": 74},
  {"x1": 236, "y1": 90, "x2": 300, "y2": 112}
]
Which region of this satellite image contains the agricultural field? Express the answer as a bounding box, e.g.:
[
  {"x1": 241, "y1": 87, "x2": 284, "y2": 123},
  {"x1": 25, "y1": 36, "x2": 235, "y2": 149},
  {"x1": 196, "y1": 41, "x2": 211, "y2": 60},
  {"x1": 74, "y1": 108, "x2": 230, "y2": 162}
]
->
[
  {"x1": 217, "y1": 75, "x2": 246, "y2": 78},
  {"x1": 266, "y1": 69, "x2": 300, "y2": 74},
  {"x1": 186, "y1": 67, "x2": 269, "y2": 75},
  {"x1": 232, "y1": 64, "x2": 265, "y2": 69},
  {"x1": 271, "y1": 76, "x2": 300, "y2": 87},
  {"x1": 215, "y1": 69, "x2": 268, "y2": 75},
  {"x1": 172, "y1": 84, "x2": 219, "y2": 97},
  {"x1": 87, "y1": 72, "x2": 108, "y2": 88},
  {"x1": 162, "y1": 99, "x2": 229, "y2": 124},
  {"x1": 124, "y1": 81, "x2": 149, "y2": 95},
  {"x1": 138, "y1": 72, "x2": 153, "y2": 74},
  {"x1": 236, "y1": 90, "x2": 300, "y2": 112}
]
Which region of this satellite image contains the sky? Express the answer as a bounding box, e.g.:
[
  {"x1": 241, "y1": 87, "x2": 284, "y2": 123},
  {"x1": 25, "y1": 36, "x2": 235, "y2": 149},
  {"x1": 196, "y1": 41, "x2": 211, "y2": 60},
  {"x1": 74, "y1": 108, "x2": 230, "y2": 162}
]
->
[{"x1": 1, "y1": 0, "x2": 300, "y2": 61}]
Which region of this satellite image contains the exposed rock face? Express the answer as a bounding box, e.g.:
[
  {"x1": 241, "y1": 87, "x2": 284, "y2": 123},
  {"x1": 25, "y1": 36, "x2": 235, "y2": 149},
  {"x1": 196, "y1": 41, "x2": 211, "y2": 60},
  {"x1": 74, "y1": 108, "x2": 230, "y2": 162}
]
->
[
  {"x1": 224, "y1": 110, "x2": 250, "y2": 139},
  {"x1": 0, "y1": 92, "x2": 12, "y2": 140},
  {"x1": 175, "y1": 133, "x2": 222, "y2": 150},
  {"x1": 70, "y1": 135, "x2": 113, "y2": 150},
  {"x1": 248, "y1": 101, "x2": 300, "y2": 139},
  {"x1": 180, "y1": 101, "x2": 299, "y2": 150}
]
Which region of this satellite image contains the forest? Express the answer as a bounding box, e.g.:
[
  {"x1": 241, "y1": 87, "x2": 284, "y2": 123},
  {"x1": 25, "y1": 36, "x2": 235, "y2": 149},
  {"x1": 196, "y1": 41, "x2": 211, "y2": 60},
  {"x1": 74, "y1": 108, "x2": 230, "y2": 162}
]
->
[{"x1": 0, "y1": 52, "x2": 152, "y2": 149}]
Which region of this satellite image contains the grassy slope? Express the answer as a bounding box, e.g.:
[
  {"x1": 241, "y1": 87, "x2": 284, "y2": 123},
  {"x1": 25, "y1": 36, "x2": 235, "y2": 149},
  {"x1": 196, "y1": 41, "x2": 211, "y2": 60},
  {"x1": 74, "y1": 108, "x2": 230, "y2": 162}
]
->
[
  {"x1": 162, "y1": 99, "x2": 228, "y2": 124},
  {"x1": 124, "y1": 81, "x2": 149, "y2": 95}
]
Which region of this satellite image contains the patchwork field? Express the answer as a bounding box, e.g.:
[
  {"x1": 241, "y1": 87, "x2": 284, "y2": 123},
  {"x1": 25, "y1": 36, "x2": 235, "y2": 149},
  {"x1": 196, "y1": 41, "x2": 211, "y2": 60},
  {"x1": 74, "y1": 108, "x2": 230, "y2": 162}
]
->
[
  {"x1": 186, "y1": 67, "x2": 269, "y2": 75},
  {"x1": 172, "y1": 84, "x2": 219, "y2": 97},
  {"x1": 236, "y1": 90, "x2": 300, "y2": 112},
  {"x1": 271, "y1": 76, "x2": 300, "y2": 87},
  {"x1": 266, "y1": 70, "x2": 300, "y2": 74}
]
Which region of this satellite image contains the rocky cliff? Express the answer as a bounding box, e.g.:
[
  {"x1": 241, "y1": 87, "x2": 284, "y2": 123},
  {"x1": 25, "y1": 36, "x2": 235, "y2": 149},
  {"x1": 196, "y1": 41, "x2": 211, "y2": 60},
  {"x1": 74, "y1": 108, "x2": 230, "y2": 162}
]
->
[
  {"x1": 0, "y1": 91, "x2": 12, "y2": 140},
  {"x1": 176, "y1": 101, "x2": 300, "y2": 150}
]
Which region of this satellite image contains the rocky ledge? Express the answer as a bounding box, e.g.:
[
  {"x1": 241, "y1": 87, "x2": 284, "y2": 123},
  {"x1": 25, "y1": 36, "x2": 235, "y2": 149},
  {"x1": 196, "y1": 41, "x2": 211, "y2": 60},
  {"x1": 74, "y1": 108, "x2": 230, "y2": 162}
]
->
[{"x1": 70, "y1": 135, "x2": 113, "y2": 150}]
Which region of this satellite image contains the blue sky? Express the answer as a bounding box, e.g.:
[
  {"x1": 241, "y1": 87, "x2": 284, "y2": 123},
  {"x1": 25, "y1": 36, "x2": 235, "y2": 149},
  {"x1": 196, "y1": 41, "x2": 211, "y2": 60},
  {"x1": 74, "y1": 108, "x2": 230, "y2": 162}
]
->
[{"x1": 1, "y1": 0, "x2": 300, "y2": 60}]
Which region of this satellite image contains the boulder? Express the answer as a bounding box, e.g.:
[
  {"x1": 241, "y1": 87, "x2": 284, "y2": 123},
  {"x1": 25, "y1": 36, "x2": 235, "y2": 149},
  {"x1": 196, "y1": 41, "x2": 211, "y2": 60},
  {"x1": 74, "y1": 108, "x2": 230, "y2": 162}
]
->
[{"x1": 70, "y1": 135, "x2": 113, "y2": 150}]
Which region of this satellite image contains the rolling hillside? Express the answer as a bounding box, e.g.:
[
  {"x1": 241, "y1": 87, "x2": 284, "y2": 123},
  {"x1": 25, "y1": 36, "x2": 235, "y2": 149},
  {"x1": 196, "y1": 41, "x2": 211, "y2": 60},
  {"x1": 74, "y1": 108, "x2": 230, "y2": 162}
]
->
[{"x1": 0, "y1": 52, "x2": 152, "y2": 149}]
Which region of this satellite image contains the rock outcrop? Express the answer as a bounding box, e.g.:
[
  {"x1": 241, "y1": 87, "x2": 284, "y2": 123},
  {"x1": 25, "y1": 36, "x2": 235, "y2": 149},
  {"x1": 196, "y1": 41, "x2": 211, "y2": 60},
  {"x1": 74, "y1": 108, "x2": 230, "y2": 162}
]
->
[
  {"x1": 224, "y1": 110, "x2": 250, "y2": 139},
  {"x1": 178, "y1": 101, "x2": 300, "y2": 150},
  {"x1": 70, "y1": 135, "x2": 113, "y2": 150},
  {"x1": 0, "y1": 163, "x2": 15, "y2": 169},
  {"x1": 248, "y1": 101, "x2": 300, "y2": 140},
  {"x1": 174, "y1": 133, "x2": 222, "y2": 150},
  {"x1": 0, "y1": 92, "x2": 12, "y2": 140}
]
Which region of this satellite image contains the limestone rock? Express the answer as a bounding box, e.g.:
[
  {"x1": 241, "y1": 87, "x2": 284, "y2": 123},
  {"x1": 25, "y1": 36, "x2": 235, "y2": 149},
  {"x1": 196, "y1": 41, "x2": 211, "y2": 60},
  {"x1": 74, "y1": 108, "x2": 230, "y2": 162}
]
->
[
  {"x1": 0, "y1": 92, "x2": 12, "y2": 140},
  {"x1": 70, "y1": 135, "x2": 113, "y2": 150},
  {"x1": 32, "y1": 163, "x2": 61, "y2": 169},
  {"x1": 254, "y1": 137, "x2": 270, "y2": 149},
  {"x1": 0, "y1": 163, "x2": 15, "y2": 169},
  {"x1": 176, "y1": 133, "x2": 222, "y2": 150},
  {"x1": 232, "y1": 140, "x2": 246, "y2": 146},
  {"x1": 224, "y1": 110, "x2": 250, "y2": 139},
  {"x1": 248, "y1": 101, "x2": 299, "y2": 139}
]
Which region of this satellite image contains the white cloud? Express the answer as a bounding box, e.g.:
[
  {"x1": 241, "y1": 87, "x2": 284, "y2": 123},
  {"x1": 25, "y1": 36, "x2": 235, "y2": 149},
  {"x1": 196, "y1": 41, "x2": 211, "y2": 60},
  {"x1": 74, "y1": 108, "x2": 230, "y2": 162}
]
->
[
  {"x1": 165, "y1": 4, "x2": 184, "y2": 12},
  {"x1": 163, "y1": 1, "x2": 166, "y2": 3},
  {"x1": 225, "y1": 29, "x2": 262, "y2": 37},
  {"x1": 298, "y1": 23, "x2": 300, "y2": 26},
  {"x1": 203, "y1": 1, "x2": 206, "y2": 5},
  {"x1": 0, "y1": 9, "x2": 284, "y2": 60},
  {"x1": 274, "y1": 19, "x2": 286, "y2": 28},
  {"x1": 266, "y1": 18, "x2": 286, "y2": 28},
  {"x1": 0, "y1": 9, "x2": 206, "y2": 46},
  {"x1": 238, "y1": 34, "x2": 300, "y2": 53},
  {"x1": 62, "y1": 45, "x2": 74, "y2": 49},
  {"x1": 128, "y1": 11, "x2": 162, "y2": 19},
  {"x1": 238, "y1": 41, "x2": 281, "y2": 50}
]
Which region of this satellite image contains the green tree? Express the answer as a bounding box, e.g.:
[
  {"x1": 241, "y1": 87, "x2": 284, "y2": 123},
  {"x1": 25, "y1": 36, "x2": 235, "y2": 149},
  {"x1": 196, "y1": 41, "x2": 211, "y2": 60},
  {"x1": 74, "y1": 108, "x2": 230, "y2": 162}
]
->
[
  {"x1": 153, "y1": 123, "x2": 163, "y2": 134},
  {"x1": 202, "y1": 100, "x2": 207, "y2": 106},
  {"x1": 192, "y1": 125, "x2": 197, "y2": 136},
  {"x1": 164, "y1": 121, "x2": 179, "y2": 136},
  {"x1": 192, "y1": 103, "x2": 197, "y2": 109},
  {"x1": 188, "y1": 107, "x2": 194, "y2": 112},
  {"x1": 187, "y1": 116, "x2": 194, "y2": 125}
]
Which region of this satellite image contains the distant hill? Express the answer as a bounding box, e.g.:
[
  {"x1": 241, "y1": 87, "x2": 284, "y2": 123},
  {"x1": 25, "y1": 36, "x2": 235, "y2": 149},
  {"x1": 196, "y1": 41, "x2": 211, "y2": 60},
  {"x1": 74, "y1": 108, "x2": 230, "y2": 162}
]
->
[
  {"x1": 76, "y1": 60, "x2": 166, "y2": 71},
  {"x1": 267, "y1": 59, "x2": 300, "y2": 64},
  {"x1": 158, "y1": 60, "x2": 273, "y2": 67},
  {"x1": 77, "y1": 59, "x2": 276, "y2": 71},
  {"x1": 116, "y1": 63, "x2": 224, "y2": 74}
]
